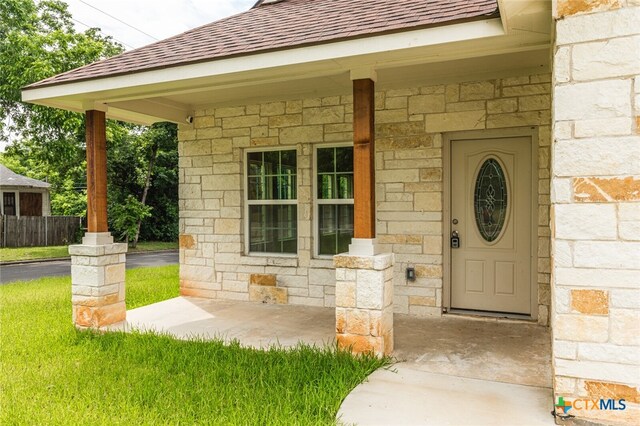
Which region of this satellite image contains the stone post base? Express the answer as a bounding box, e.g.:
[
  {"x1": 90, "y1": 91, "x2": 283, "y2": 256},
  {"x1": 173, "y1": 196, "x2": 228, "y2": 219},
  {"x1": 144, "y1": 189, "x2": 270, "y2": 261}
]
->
[
  {"x1": 69, "y1": 235, "x2": 127, "y2": 329},
  {"x1": 334, "y1": 253, "x2": 394, "y2": 357}
]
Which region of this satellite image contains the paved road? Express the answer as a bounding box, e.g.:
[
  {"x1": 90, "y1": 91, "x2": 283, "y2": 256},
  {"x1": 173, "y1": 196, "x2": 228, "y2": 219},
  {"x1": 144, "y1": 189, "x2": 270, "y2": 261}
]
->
[{"x1": 0, "y1": 251, "x2": 179, "y2": 284}]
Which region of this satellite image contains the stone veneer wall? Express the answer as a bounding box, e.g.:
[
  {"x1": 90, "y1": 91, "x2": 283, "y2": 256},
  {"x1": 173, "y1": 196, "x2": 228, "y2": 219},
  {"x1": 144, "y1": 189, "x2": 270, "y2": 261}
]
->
[
  {"x1": 551, "y1": 1, "x2": 640, "y2": 423},
  {"x1": 177, "y1": 73, "x2": 552, "y2": 323}
]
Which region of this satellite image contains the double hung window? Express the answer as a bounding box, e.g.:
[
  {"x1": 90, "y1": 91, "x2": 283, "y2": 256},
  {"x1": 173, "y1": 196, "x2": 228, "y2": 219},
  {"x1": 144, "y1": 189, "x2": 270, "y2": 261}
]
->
[
  {"x1": 246, "y1": 149, "x2": 297, "y2": 254},
  {"x1": 316, "y1": 145, "x2": 354, "y2": 256}
]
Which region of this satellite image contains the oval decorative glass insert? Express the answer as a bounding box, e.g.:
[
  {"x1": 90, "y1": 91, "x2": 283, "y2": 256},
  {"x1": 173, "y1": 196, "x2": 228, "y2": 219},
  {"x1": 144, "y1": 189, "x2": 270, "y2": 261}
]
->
[{"x1": 474, "y1": 158, "x2": 508, "y2": 242}]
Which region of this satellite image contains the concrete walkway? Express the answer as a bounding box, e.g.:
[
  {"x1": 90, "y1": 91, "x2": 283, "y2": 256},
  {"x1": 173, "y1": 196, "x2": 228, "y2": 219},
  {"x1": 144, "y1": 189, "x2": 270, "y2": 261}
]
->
[
  {"x1": 337, "y1": 365, "x2": 553, "y2": 425},
  {"x1": 108, "y1": 297, "x2": 554, "y2": 425}
]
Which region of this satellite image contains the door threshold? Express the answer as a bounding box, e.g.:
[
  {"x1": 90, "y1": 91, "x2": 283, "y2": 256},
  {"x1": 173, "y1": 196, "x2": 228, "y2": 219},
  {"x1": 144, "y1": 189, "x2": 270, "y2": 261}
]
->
[{"x1": 446, "y1": 308, "x2": 535, "y2": 323}]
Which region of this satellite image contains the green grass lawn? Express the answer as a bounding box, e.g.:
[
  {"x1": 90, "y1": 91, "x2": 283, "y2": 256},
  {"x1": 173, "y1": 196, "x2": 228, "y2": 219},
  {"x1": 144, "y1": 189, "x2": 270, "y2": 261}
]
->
[
  {"x1": 0, "y1": 241, "x2": 178, "y2": 262},
  {"x1": 0, "y1": 265, "x2": 384, "y2": 424}
]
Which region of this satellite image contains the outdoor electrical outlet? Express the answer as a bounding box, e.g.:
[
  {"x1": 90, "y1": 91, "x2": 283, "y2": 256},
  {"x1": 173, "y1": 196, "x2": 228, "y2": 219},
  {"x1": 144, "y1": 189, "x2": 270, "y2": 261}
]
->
[{"x1": 406, "y1": 266, "x2": 416, "y2": 281}]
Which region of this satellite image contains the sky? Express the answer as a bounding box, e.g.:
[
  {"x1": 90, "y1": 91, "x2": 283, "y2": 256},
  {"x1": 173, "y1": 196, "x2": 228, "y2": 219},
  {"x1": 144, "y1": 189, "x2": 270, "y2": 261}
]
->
[{"x1": 64, "y1": 0, "x2": 256, "y2": 50}]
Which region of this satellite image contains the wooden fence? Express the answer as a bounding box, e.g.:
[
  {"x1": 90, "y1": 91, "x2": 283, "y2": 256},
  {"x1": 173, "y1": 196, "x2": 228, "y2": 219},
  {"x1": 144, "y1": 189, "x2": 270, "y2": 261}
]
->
[{"x1": 0, "y1": 216, "x2": 82, "y2": 248}]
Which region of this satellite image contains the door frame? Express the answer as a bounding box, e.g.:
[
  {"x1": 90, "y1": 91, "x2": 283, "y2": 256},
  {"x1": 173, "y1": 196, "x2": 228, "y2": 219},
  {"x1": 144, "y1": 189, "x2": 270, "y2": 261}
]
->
[{"x1": 443, "y1": 127, "x2": 539, "y2": 320}]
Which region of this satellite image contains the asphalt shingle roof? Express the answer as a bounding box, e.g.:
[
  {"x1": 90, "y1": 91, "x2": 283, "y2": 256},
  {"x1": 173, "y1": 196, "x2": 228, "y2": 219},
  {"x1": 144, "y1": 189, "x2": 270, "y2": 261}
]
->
[
  {"x1": 0, "y1": 165, "x2": 50, "y2": 189},
  {"x1": 26, "y1": 0, "x2": 498, "y2": 89}
]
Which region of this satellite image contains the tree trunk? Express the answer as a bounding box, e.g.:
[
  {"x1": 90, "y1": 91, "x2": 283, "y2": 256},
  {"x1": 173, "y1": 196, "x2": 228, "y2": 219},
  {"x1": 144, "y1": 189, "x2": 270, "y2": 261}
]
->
[{"x1": 132, "y1": 142, "x2": 158, "y2": 247}]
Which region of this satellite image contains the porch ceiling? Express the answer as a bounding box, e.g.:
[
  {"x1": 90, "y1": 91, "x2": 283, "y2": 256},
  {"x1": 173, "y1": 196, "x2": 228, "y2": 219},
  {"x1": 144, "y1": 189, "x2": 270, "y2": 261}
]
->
[{"x1": 21, "y1": 0, "x2": 551, "y2": 125}]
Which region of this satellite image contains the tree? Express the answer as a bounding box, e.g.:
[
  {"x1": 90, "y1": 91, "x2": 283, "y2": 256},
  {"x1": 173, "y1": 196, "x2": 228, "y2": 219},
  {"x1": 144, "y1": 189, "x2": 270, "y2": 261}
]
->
[
  {"x1": 0, "y1": 0, "x2": 179, "y2": 244},
  {"x1": 0, "y1": 0, "x2": 122, "y2": 218}
]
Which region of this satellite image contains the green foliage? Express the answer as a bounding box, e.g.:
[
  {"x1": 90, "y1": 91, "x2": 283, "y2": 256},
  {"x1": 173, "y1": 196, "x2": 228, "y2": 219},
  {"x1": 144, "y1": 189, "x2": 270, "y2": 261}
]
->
[
  {"x1": 0, "y1": 0, "x2": 123, "y2": 143},
  {"x1": 0, "y1": 0, "x2": 178, "y2": 243},
  {"x1": 0, "y1": 266, "x2": 386, "y2": 424},
  {"x1": 109, "y1": 195, "x2": 152, "y2": 244}
]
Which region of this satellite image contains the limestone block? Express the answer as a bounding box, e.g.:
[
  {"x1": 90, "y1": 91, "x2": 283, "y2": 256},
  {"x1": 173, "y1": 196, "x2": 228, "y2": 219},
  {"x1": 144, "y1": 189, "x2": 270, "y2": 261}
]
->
[
  {"x1": 570, "y1": 289, "x2": 609, "y2": 315},
  {"x1": 73, "y1": 302, "x2": 126, "y2": 328},
  {"x1": 222, "y1": 115, "x2": 260, "y2": 129},
  {"x1": 574, "y1": 117, "x2": 632, "y2": 137},
  {"x1": 619, "y1": 221, "x2": 640, "y2": 241},
  {"x1": 72, "y1": 283, "x2": 120, "y2": 297},
  {"x1": 180, "y1": 264, "x2": 214, "y2": 283},
  {"x1": 486, "y1": 111, "x2": 550, "y2": 129},
  {"x1": 555, "y1": 7, "x2": 640, "y2": 45},
  {"x1": 71, "y1": 265, "x2": 105, "y2": 287},
  {"x1": 554, "y1": 314, "x2": 609, "y2": 342},
  {"x1": 554, "y1": 339, "x2": 578, "y2": 360},
  {"x1": 414, "y1": 192, "x2": 441, "y2": 212},
  {"x1": 249, "y1": 285, "x2": 288, "y2": 304},
  {"x1": 573, "y1": 36, "x2": 640, "y2": 81},
  {"x1": 519, "y1": 95, "x2": 551, "y2": 111},
  {"x1": 556, "y1": 79, "x2": 631, "y2": 121},
  {"x1": 487, "y1": 98, "x2": 518, "y2": 114},
  {"x1": 459, "y1": 81, "x2": 494, "y2": 101},
  {"x1": 578, "y1": 343, "x2": 640, "y2": 365},
  {"x1": 250, "y1": 273, "x2": 276, "y2": 286},
  {"x1": 201, "y1": 174, "x2": 240, "y2": 191},
  {"x1": 105, "y1": 264, "x2": 125, "y2": 285},
  {"x1": 502, "y1": 84, "x2": 550, "y2": 97},
  {"x1": 279, "y1": 125, "x2": 323, "y2": 143},
  {"x1": 356, "y1": 269, "x2": 384, "y2": 309},
  {"x1": 193, "y1": 116, "x2": 216, "y2": 129},
  {"x1": 554, "y1": 137, "x2": 640, "y2": 176},
  {"x1": 215, "y1": 106, "x2": 244, "y2": 118},
  {"x1": 336, "y1": 334, "x2": 384, "y2": 355},
  {"x1": 377, "y1": 169, "x2": 419, "y2": 183},
  {"x1": 346, "y1": 309, "x2": 370, "y2": 335},
  {"x1": 573, "y1": 241, "x2": 640, "y2": 269},
  {"x1": 408, "y1": 94, "x2": 445, "y2": 114},
  {"x1": 555, "y1": 0, "x2": 622, "y2": 18},
  {"x1": 573, "y1": 176, "x2": 640, "y2": 202},
  {"x1": 554, "y1": 358, "x2": 635, "y2": 384},
  {"x1": 409, "y1": 296, "x2": 436, "y2": 306},
  {"x1": 555, "y1": 267, "x2": 639, "y2": 288},
  {"x1": 424, "y1": 110, "x2": 486, "y2": 133},
  {"x1": 554, "y1": 204, "x2": 617, "y2": 240},
  {"x1": 376, "y1": 109, "x2": 408, "y2": 124},
  {"x1": 610, "y1": 309, "x2": 640, "y2": 345},
  {"x1": 180, "y1": 287, "x2": 217, "y2": 299},
  {"x1": 554, "y1": 376, "x2": 577, "y2": 394},
  {"x1": 302, "y1": 106, "x2": 344, "y2": 125}
]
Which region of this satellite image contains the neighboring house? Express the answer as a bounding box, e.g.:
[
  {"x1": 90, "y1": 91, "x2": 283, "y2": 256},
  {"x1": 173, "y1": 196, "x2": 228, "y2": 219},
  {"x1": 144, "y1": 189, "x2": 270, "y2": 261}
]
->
[
  {"x1": 0, "y1": 164, "x2": 51, "y2": 217},
  {"x1": 20, "y1": 1, "x2": 640, "y2": 424}
]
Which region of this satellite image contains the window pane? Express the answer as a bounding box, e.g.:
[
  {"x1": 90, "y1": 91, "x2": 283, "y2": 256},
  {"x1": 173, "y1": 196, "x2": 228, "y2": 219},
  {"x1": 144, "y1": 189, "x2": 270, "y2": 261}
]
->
[
  {"x1": 249, "y1": 205, "x2": 297, "y2": 254},
  {"x1": 317, "y1": 148, "x2": 334, "y2": 173},
  {"x1": 247, "y1": 152, "x2": 263, "y2": 176},
  {"x1": 280, "y1": 149, "x2": 296, "y2": 170},
  {"x1": 335, "y1": 147, "x2": 353, "y2": 172},
  {"x1": 277, "y1": 174, "x2": 296, "y2": 200},
  {"x1": 318, "y1": 204, "x2": 353, "y2": 255},
  {"x1": 336, "y1": 174, "x2": 353, "y2": 199},
  {"x1": 318, "y1": 174, "x2": 335, "y2": 199},
  {"x1": 247, "y1": 150, "x2": 296, "y2": 200}
]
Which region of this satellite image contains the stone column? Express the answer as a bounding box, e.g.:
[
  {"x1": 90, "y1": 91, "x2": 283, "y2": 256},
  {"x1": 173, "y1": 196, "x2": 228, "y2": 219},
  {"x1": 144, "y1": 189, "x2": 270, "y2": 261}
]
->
[
  {"x1": 70, "y1": 236, "x2": 127, "y2": 328},
  {"x1": 70, "y1": 109, "x2": 127, "y2": 329},
  {"x1": 551, "y1": 2, "x2": 640, "y2": 424},
  {"x1": 334, "y1": 253, "x2": 394, "y2": 356}
]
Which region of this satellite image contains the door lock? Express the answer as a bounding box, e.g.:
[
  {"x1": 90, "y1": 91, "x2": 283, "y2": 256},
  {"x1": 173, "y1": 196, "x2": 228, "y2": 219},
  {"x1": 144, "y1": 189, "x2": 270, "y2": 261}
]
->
[{"x1": 451, "y1": 230, "x2": 460, "y2": 248}]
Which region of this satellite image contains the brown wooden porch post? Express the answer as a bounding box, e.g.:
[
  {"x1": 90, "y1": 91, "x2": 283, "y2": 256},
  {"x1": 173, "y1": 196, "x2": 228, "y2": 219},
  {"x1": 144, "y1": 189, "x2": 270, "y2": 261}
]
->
[
  {"x1": 353, "y1": 78, "x2": 376, "y2": 239},
  {"x1": 85, "y1": 110, "x2": 108, "y2": 233}
]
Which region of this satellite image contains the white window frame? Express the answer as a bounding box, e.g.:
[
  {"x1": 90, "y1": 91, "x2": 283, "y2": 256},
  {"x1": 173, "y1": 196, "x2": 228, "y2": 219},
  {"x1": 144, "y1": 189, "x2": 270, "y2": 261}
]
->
[
  {"x1": 244, "y1": 146, "x2": 298, "y2": 257},
  {"x1": 313, "y1": 142, "x2": 354, "y2": 259}
]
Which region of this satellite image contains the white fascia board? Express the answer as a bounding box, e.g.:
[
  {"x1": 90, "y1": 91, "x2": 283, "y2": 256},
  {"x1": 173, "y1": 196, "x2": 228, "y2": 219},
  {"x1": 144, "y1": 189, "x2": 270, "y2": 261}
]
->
[{"x1": 22, "y1": 19, "x2": 504, "y2": 104}]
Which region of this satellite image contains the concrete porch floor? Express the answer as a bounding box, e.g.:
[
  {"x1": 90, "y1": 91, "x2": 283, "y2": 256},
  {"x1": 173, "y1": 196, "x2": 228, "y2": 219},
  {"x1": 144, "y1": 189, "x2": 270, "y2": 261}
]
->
[{"x1": 108, "y1": 297, "x2": 554, "y2": 425}]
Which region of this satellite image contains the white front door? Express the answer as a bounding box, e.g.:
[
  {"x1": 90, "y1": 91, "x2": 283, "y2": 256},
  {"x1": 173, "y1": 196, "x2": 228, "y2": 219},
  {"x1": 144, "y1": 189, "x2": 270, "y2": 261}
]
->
[{"x1": 450, "y1": 136, "x2": 532, "y2": 314}]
